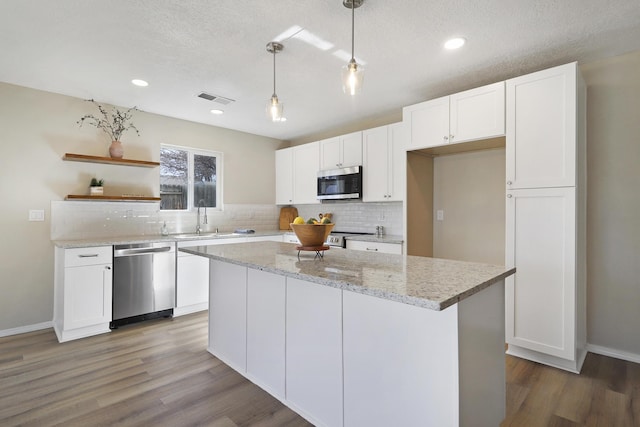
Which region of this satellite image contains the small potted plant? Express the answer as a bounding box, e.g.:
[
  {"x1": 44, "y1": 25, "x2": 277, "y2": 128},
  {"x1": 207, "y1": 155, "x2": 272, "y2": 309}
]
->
[
  {"x1": 77, "y1": 99, "x2": 140, "y2": 159},
  {"x1": 89, "y1": 178, "x2": 104, "y2": 196}
]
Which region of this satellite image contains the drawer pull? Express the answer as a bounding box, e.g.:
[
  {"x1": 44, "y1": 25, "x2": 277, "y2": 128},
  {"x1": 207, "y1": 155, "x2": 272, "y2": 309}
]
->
[
  {"x1": 366, "y1": 247, "x2": 379, "y2": 251},
  {"x1": 78, "y1": 254, "x2": 99, "y2": 258}
]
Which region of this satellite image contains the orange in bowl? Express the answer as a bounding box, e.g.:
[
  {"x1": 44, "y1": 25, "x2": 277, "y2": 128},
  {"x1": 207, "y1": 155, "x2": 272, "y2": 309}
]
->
[{"x1": 290, "y1": 223, "x2": 335, "y2": 247}]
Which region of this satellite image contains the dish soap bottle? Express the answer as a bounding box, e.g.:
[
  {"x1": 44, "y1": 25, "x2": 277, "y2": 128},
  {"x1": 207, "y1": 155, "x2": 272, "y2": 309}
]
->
[{"x1": 161, "y1": 221, "x2": 169, "y2": 236}]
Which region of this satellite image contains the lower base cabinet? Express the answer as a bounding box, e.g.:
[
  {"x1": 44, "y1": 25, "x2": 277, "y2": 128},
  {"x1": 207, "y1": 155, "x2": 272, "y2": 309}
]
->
[
  {"x1": 207, "y1": 261, "x2": 505, "y2": 427},
  {"x1": 53, "y1": 246, "x2": 113, "y2": 342},
  {"x1": 345, "y1": 239, "x2": 403, "y2": 254},
  {"x1": 209, "y1": 260, "x2": 247, "y2": 371},
  {"x1": 286, "y1": 278, "x2": 343, "y2": 427},
  {"x1": 246, "y1": 269, "x2": 286, "y2": 399}
]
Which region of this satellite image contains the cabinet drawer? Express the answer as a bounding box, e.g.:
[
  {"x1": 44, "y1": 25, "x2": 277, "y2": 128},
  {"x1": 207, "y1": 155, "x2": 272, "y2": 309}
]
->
[
  {"x1": 346, "y1": 240, "x2": 402, "y2": 255},
  {"x1": 65, "y1": 246, "x2": 112, "y2": 267}
]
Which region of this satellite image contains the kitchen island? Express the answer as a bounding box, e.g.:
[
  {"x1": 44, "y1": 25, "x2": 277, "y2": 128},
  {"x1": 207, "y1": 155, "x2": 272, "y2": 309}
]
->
[{"x1": 181, "y1": 241, "x2": 515, "y2": 427}]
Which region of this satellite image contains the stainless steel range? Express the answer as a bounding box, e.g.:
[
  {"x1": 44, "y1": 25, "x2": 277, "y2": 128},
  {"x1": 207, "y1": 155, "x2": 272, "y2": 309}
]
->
[{"x1": 325, "y1": 231, "x2": 374, "y2": 248}]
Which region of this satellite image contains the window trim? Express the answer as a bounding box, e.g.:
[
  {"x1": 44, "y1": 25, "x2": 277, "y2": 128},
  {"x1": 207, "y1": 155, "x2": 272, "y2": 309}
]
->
[{"x1": 160, "y1": 144, "x2": 224, "y2": 212}]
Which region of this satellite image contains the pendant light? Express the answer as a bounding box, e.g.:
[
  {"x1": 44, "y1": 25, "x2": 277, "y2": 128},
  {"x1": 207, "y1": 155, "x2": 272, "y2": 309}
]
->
[
  {"x1": 342, "y1": 0, "x2": 364, "y2": 95},
  {"x1": 266, "y1": 41, "x2": 284, "y2": 122}
]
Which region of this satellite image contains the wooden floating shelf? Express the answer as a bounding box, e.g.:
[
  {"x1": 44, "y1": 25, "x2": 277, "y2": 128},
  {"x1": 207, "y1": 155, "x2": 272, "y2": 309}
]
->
[
  {"x1": 65, "y1": 195, "x2": 161, "y2": 202},
  {"x1": 62, "y1": 153, "x2": 160, "y2": 168}
]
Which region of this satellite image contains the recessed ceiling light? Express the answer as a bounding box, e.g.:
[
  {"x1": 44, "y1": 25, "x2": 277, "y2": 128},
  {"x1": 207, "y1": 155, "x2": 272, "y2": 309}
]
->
[
  {"x1": 131, "y1": 79, "x2": 149, "y2": 87},
  {"x1": 210, "y1": 109, "x2": 224, "y2": 115},
  {"x1": 444, "y1": 37, "x2": 466, "y2": 50}
]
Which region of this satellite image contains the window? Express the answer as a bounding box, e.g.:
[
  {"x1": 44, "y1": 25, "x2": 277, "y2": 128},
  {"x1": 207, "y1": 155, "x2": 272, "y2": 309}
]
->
[{"x1": 160, "y1": 145, "x2": 222, "y2": 211}]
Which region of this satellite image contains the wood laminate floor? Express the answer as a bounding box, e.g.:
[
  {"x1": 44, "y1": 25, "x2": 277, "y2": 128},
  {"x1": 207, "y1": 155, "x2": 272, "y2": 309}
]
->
[{"x1": 1, "y1": 311, "x2": 638, "y2": 426}]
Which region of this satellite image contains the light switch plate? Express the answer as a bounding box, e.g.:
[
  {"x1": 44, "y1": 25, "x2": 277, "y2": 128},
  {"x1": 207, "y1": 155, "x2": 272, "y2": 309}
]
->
[
  {"x1": 436, "y1": 210, "x2": 444, "y2": 221},
  {"x1": 29, "y1": 209, "x2": 45, "y2": 221}
]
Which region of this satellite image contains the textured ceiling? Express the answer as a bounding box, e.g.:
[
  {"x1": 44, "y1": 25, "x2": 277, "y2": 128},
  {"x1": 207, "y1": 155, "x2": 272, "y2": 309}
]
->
[{"x1": 1, "y1": 0, "x2": 639, "y2": 142}]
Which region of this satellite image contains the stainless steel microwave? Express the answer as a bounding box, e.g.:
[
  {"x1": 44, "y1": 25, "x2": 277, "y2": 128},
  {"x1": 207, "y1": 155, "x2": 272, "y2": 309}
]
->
[{"x1": 317, "y1": 166, "x2": 362, "y2": 200}]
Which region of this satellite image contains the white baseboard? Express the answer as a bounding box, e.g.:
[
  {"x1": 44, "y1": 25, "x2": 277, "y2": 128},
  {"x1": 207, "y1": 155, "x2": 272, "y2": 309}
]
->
[
  {"x1": 586, "y1": 343, "x2": 640, "y2": 364},
  {"x1": 173, "y1": 303, "x2": 208, "y2": 317},
  {"x1": 0, "y1": 321, "x2": 53, "y2": 338}
]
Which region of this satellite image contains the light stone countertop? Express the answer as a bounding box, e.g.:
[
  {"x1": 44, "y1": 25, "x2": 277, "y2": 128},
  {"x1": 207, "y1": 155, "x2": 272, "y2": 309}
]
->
[
  {"x1": 53, "y1": 230, "x2": 402, "y2": 248},
  {"x1": 52, "y1": 230, "x2": 283, "y2": 248},
  {"x1": 344, "y1": 234, "x2": 404, "y2": 244},
  {"x1": 181, "y1": 241, "x2": 515, "y2": 311}
]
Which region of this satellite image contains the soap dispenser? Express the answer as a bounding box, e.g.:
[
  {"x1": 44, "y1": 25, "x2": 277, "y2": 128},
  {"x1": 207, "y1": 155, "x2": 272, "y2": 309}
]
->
[{"x1": 161, "y1": 221, "x2": 169, "y2": 236}]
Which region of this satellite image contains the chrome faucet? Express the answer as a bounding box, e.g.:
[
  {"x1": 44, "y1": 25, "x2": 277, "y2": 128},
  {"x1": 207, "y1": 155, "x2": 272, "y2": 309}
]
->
[{"x1": 196, "y1": 199, "x2": 207, "y2": 234}]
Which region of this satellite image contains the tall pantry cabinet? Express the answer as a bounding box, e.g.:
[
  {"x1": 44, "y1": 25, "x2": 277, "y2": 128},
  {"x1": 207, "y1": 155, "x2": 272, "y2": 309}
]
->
[{"x1": 505, "y1": 62, "x2": 587, "y2": 373}]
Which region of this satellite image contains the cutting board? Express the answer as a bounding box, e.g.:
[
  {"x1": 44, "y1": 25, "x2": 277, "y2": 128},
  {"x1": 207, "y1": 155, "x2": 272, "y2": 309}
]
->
[{"x1": 279, "y1": 207, "x2": 298, "y2": 230}]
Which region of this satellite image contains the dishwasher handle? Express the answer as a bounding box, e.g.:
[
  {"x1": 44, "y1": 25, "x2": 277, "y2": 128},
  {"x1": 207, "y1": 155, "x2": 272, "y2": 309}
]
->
[{"x1": 114, "y1": 246, "x2": 173, "y2": 257}]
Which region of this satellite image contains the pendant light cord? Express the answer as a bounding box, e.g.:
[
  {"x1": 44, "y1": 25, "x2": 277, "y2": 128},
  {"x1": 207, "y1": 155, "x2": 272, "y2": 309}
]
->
[
  {"x1": 350, "y1": 0, "x2": 355, "y2": 61},
  {"x1": 273, "y1": 49, "x2": 277, "y2": 97}
]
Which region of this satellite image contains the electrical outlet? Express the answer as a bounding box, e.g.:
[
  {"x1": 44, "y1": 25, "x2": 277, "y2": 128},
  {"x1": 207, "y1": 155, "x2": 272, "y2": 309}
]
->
[
  {"x1": 29, "y1": 209, "x2": 45, "y2": 221},
  {"x1": 436, "y1": 210, "x2": 444, "y2": 221}
]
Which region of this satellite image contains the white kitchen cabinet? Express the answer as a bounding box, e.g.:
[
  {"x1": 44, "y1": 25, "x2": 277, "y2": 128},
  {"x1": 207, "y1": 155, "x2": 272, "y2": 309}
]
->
[
  {"x1": 246, "y1": 269, "x2": 286, "y2": 399},
  {"x1": 505, "y1": 62, "x2": 586, "y2": 373},
  {"x1": 404, "y1": 82, "x2": 505, "y2": 151},
  {"x1": 343, "y1": 283, "x2": 506, "y2": 427},
  {"x1": 449, "y1": 82, "x2": 505, "y2": 144},
  {"x1": 276, "y1": 142, "x2": 320, "y2": 205},
  {"x1": 320, "y1": 131, "x2": 362, "y2": 170},
  {"x1": 286, "y1": 278, "x2": 343, "y2": 427},
  {"x1": 53, "y1": 246, "x2": 112, "y2": 342},
  {"x1": 346, "y1": 239, "x2": 403, "y2": 255},
  {"x1": 176, "y1": 237, "x2": 246, "y2": 317},
  {"x1": 282, "y1": 233, "x2": 301, "y2": 244},
  {"x1": 209, "y1": 259, "x2": 247, "y2": 372},
  {"x1": 505, "y1": 188, "x2": 577, "y2": 361},
  {"x1": 506, "y1": 63, "x2": 577, "y2": 189},
  {"x1": 362, "y1": 122, "x2": 407, "y2": 202},
  {"x1": 404, "y1": 95, "x2": 450, "y2": 150},
  {"x1": 275, "y1": 147, "x2": 294, "y2": 204},
  {"x1": 293, "y1": 141, "x2": 320, "y2": 204}
]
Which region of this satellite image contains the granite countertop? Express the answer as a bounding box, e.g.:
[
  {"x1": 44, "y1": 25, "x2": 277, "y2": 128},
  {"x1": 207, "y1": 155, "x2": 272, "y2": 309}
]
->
[
  {"x1": 181, "y1": 241, "x2": 515, "y2": 311},
  {"x1": 344, "y1": 234, "x2": 404, "y2": 244},
  {"x1": 53, "y1": 230, "x2": 283, "y2": 248}
]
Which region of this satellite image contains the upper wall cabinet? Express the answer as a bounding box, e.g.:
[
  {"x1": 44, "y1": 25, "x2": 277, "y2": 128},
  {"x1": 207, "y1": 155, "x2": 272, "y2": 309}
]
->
[
  {"x1": 404, "y1": 81, "x2": 505, "y2": 151},
  {"x1": 320, "y1": 131, "x2": 363, "y2": 170},
  {"x1": 276, "y1": 143, "x2": 321, "y2": 205},
  {"x1": 506, "y1": 64, "x2": 577, "y2": 189},
  {"x1": 275, "y1": 147, "x2": 294, "y2": 205},
  {"x1": 293, "y1": 142, "x2": 321, "y2": 205},
  {"x1": 362, "y1": 122, "x2": 407, "y2": 202}
]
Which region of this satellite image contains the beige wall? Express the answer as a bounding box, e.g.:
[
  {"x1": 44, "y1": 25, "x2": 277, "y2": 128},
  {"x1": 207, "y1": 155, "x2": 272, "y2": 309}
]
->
[
  {"x1": 581, "y1": 51, "x2": 640, "y2": 357},
  {"x1": 0, "y1": 82, "x2": 282, "y2": 331},
  {"x1": 432, "y1": 148, "x2": 506, "y2": 265}
]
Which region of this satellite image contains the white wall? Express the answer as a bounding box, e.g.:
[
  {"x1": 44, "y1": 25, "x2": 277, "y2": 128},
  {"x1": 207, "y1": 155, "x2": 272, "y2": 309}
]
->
[
  {"x1": 0, "y1": 82, "x2": 282, "y2": 331},
  {"x1": 581, "y1": 51, "x2": 640, "y2": 358}
]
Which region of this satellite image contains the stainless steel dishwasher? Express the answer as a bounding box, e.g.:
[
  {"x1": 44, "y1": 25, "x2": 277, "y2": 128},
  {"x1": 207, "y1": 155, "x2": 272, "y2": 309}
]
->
[{"x1": 111, "y1": 242, "x2": 176, "y2": 328}]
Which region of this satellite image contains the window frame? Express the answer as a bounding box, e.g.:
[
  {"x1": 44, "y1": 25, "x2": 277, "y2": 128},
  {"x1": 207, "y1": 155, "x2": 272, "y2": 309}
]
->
[{"x1": 160, "y1": 144, "x2": 224, "y2": 212}]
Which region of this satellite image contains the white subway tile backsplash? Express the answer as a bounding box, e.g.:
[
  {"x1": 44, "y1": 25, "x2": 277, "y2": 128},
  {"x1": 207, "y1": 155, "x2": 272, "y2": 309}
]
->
[
  {"x1": 51, "y1": 201, "x2": 279, "y2": 240},
  {"x1": 50, "y1": 200, "x2": 403, "y2": 241},
  {"x1": 294, "y1": 201, "x2": 403, "y2": 236}
]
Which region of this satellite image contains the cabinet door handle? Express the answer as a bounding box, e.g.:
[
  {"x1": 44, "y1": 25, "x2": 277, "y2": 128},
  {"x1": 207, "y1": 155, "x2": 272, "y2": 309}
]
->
[
  {"x1": 105, "y1": 266, "x2": 111, "y2": 270},
  {"x1": 507, "y1": 194, "x2": 513, "y2": 198},
  {"x1": 450, "y1": 134, "x2": 455, "y2": 140},
  {"x1": 443, "y1": 135, "x2": 449, "y2": 141},
  {"x1": 78, "y1": 254, "x2": 99, "y2": 258},
  {"x1": 507, "y1": 180, "x2": 512, "y2": 185}
]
